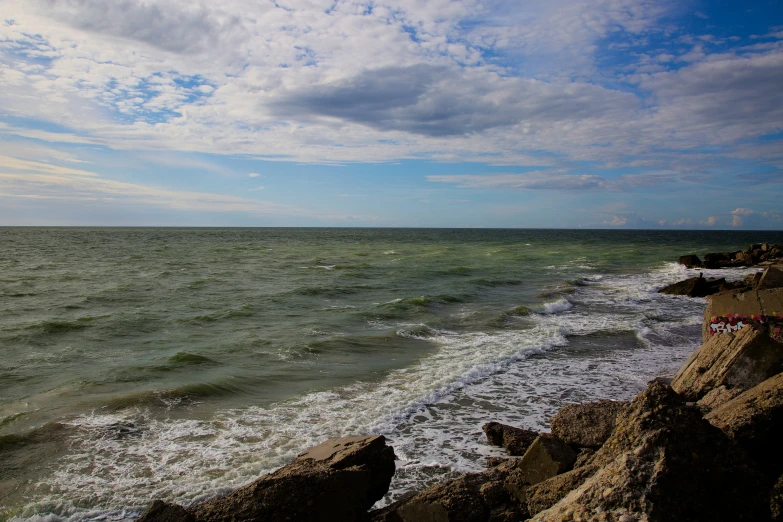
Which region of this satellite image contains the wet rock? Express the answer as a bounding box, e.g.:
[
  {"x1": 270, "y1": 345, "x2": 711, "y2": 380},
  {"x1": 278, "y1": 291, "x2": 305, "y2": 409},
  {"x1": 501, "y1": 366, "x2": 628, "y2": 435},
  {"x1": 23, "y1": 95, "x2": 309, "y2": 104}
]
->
[
  {"x1": 672, "y1": 326, "x2": 783, "y2": 401},
  {"x1": 136, "y1": 500, "x2": 196, "y2": 522},
  {"x1": 772, "y1": 475, "x2": 783, "y2": 521},
  {"x1": 532, "y1": 381, "x2": 767, "y2": 521},
  {"x1": 678, "y1": 255, "x2": 702, "y2": 268},
  {"x1": 658, "y1": 276, "x2": 725, "y2": 298},
  {"x1": 516, "y1": 434, "x2": 577, "y2": 485},
  {"x1": 482, "y1": 422, "x2": 539, "y2": 456},
  {"x1": 526, "y1": 465, "x2": 598, "y2": 516},
  {"x1": 705, "y1": 372, "x2": 783, "y2": 478},
  {"x1": 549, "y1": 399, "x2": 627, "y2": 449},
  {"x1": 190, "y1": 435, "x2": 396, "y2": 522}
]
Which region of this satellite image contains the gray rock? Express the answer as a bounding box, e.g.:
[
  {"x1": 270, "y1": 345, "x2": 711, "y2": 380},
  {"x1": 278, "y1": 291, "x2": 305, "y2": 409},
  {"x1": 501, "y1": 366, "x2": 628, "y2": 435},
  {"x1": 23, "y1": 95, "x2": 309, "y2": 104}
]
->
[
  {"x1": 549, "y1": 399, "x2": 627, "y2": 449},
  {"x1": 678, "y1": 255, "x2": 702, "y2": 268}
]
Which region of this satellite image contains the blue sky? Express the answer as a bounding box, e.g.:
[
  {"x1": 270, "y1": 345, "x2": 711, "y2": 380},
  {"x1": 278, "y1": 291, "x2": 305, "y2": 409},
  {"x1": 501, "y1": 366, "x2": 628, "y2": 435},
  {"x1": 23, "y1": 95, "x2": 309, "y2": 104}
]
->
[{"x1": 0, "y1": 0, "x2": 782, "y2": 228}]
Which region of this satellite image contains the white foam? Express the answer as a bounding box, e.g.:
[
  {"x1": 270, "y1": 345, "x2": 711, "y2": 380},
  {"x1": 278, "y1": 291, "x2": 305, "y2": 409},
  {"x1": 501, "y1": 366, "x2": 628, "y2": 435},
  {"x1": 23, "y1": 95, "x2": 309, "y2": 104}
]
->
[{"x1": 540, "y1": 298, "x2": 573, "y2": 314}]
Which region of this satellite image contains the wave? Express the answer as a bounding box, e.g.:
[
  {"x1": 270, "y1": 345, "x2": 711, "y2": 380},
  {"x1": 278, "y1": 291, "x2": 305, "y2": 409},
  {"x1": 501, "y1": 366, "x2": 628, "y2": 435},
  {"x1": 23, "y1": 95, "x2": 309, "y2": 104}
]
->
[{"x1": 540, "y1": 298, "x2": 574, "y2": 314}]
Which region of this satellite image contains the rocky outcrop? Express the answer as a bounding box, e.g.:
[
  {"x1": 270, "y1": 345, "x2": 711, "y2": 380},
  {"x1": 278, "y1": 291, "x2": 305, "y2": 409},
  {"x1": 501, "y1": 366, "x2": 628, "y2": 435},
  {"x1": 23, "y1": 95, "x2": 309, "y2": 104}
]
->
[
  {"x1": 700, "y1": 244, "x2": 783, "y2": 269},
  {"x1": 672, "y1": 326, "x2": 783, "y2": 402},
  {"x1": 705, "y1": 372, "x2": 783, "y2": 479},
  {"x1": 531, "y1": 381, "x2": 767, "y2": 521},
  {"x1": 482, "y1": 422, "x2": 539, "y2": 456},
  {"x1": 549, "y1": 399, "x2": 626, "y2": 449},
  {"x1": 658, "y1": 276, "x2": 725, "y2": 297},
  {"x1": 525, "y1": 465, "x2": 598, "y2": 517},
  {"x1": 138, "y1": 436, "x2": 396, "y2": 522}
]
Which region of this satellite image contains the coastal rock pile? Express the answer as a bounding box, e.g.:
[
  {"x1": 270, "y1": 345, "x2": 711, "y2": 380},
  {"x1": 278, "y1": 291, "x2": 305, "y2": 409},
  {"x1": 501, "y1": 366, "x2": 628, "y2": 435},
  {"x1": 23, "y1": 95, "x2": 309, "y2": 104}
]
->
[{"x1": 677, "y1": 243, "x2": 783, "y2": 269}]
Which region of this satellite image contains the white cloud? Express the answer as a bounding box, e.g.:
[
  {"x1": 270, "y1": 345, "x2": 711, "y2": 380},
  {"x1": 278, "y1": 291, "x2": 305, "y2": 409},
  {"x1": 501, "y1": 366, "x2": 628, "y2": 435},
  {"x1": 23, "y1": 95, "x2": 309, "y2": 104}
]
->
[{"x1": 248, "y1": 173, "x2": 261, "y2": 178}]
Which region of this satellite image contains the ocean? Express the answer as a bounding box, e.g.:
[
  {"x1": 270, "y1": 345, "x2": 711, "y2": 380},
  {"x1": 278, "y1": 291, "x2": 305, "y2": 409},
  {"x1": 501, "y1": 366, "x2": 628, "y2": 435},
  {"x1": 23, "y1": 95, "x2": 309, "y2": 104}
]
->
[{"x1": 2, "y1": 228, "x2": 782, "y2": 520}]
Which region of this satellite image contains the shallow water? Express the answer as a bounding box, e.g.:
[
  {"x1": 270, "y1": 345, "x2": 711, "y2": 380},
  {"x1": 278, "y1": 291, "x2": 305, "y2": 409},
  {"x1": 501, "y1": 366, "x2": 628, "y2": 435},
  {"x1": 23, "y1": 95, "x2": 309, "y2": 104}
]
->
[{"x1": 1, "y1": 228, "x2": 781, "y2": 520}]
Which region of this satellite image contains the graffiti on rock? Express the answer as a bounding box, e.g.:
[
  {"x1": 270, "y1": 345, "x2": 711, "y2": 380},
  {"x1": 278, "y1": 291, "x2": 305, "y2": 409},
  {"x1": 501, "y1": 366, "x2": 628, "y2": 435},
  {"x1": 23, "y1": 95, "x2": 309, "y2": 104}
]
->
[{"x1": 710, "y1": 313, "x2": 782, "y2": 340}]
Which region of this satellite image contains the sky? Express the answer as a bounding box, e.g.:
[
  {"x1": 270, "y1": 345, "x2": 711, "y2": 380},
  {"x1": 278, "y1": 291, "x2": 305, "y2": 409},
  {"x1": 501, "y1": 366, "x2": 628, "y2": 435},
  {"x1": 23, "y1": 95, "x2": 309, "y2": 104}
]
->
[{"x1": 0, "y1": 0, "x2": 782, "y2": 228}]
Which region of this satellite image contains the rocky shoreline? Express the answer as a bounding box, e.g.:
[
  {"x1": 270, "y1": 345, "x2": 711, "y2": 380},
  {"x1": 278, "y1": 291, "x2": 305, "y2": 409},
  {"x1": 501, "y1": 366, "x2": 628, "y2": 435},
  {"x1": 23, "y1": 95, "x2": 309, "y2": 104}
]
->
[{"x1": 136, "y1": 249, "x2": 783, "y2": 522}]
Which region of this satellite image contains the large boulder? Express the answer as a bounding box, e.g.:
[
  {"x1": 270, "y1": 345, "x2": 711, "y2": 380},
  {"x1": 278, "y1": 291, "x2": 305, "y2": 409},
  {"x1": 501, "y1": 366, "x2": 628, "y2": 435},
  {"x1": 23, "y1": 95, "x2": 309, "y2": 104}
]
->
[
  {"x1": 672, "y1": 326, "x2": 783, "y2": 401},
  {"x1": 658, "y1": 276, "x2": 725, "y2": 298},
  {"x1": 549, "y1": 399, "x2": 626, "y2": 449},
  {"x1": 516, "y1": 434, "x2": 576, "y2": 485},
  {"x1": 758, "y1": 266, "x2": 783, "y2": 290},
  {"x1": 140, "y1": 436, "x2": 396, "y2": 522},
  {"x1": 705, "y1": 372, "x2": 783, "y2": 479},
  {"x1": 531, "y1": 381, "x2": 767, "y2": 521},
  {"x1": 136, "y1": 501, "x2": 196, "y2": 522},
  {"x1": 482, "y1": 422, "x2": 538, "y2": 456},
  {"x1": 678, "y1": 255, "x2": 702, "y2": 268}
]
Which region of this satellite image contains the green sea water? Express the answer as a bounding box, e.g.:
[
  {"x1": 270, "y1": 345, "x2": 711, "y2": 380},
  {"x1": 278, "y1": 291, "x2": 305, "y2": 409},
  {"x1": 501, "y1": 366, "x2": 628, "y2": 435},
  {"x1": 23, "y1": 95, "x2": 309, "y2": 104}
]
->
[{"x1": 1, "y1": 228, "x2": 781, "y2": 520}]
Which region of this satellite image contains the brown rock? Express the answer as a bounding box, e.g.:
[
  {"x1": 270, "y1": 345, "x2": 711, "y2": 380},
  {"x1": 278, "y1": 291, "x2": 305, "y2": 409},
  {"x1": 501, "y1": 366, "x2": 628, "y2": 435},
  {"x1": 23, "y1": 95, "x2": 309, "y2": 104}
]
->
[
  {"x1": 376, "y1": 467, "x2": 528, "y2": 522},
  {"x1": 190, "y1": 435, "x2": 396, "y2": 522},
  {"x1": 703, "y1": 287, "x2": 783, "y2": 342},
  {"x1": 695, "y1": 385, "x2": 743, "y2": 411},
  {"x1": 530, "y1": 380, "x2": 767, "y2": 521},
  {"x1": 672, "y1": 326, "x2": 783, "y2": 401},
  {"x1": 757, "y1": 267, "x2": 783, "y2": 290},
  {"x1": 136, "y1": 500, "x2": 196, "y2": 522},
  {"x1": 482, "y1": 422, "x2": 539, "y2": 456},
  {"x1": 573, "y1": 448, "x2": 595, "y2": 468},
  {"x1": 705, "y1": 373, "x2": 783, "y2": 478},
  {"x1": 703, "y1": 251, "x2": 743, "y2": 269},
  {"x1": 549, "y1": 399, "x2": 627, "y2": 449},
  {"x1": 526, "y1": 465, "x2": 598, "y2": 516},
  {"x1": 516, "y1": 434, "x2": 576, "y2": 485}
]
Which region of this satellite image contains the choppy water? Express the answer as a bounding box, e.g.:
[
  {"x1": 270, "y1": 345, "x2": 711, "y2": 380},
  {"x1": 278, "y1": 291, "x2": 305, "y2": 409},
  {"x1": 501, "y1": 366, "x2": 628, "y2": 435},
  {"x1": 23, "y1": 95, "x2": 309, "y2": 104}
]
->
[{"x1": 1, "y1": 228, "x2": 782, "y2": 520}]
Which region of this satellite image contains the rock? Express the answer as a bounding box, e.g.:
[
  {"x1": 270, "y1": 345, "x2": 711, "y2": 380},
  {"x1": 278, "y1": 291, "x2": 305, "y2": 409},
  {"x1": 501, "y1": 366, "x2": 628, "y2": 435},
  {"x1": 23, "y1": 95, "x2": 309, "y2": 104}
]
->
[
  {"x1": 772, "y1": 475, "x2": 783, "y2": 521},
  {"x1": 549, "y1": 399, "x2": 627, "y2": 449},
  {"x1": 658, "y1": 276, "x2": 725, "y2": 298},
  {"x1": 516, "y1": 434, "x2": 577, "y2": 485},
  {"x1": 532, "y1": 381, "x2": 767, "y2": 521},
  {"x1": 573, "y1": 448, "x2": 595, "y2": 468},
  {"x1": 374, "y1": 467, "x2": 528, "y2": 522},
  {"x1": 702, "y1": 287, "x2": 783, "y2": 342},
  {"x1": 190, "y1": 435, "x2": 396, "y2": 522},
  {"x1": 136, "y1": 500, "x2": 196, "y2": 522},
  {"x1": 526, "y1": 465, "x2": 598, "y2": 516},
  {"x1": 695, "y1": 385, "x2": 743, "y2": 411},
  {"x1": 703, "y1": 251, "x2": 742, "y2": 269},
  {"x1": 482, "y1": 422, "x2": 539, "y2": 456},
  {"x1": 705, "y1": 372, "x2": 783, "y2": 478},
  {"x1": 678, "y1": 255, "x2": 702, "y2": 268},
  {"x1": 672, "y1": 326, "x2": 783, "y2": 401},
  {"x1": 758, "y1": 266, "x2": 783, "y2": 290}
]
